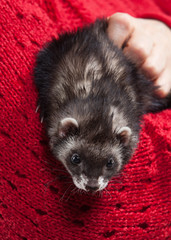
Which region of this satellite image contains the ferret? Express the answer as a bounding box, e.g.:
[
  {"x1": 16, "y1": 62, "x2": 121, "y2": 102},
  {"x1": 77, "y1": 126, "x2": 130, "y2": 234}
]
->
[{"x1": 34, "y1": 19, "x2": 170, "y2": 192}]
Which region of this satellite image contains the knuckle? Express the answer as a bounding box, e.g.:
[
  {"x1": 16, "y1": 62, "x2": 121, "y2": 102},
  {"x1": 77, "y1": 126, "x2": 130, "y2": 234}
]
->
[
  {"x1": 144, "y1": 59, "x2": 159, "y2": 76},
  {"x1": 110, "y1": 13, "x2": 133, "y2": 32},
  {"x1": 133, "y1": 42, "x2": 149, "y2": 59}
]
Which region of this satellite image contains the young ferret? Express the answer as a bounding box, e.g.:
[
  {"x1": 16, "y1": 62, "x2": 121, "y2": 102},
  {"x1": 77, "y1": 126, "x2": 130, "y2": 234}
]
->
[{"x1": 34, "y1": 19, "x2": 170, "y2": 192}]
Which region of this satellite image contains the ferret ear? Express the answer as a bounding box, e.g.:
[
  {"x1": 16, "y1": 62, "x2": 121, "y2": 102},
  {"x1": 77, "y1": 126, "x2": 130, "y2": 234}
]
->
[
  {"x1": 58, "y1": 117, "x2": 79, "y2": 138},
  {"x1": 117, "y1": 127, "x2": 132, "y2": 146}
]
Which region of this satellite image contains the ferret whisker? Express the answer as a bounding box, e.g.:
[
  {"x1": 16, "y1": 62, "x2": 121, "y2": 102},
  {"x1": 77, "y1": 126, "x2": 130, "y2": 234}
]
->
[
  {"x1": 97, "y1": 190, "x2": 102, "y2": 198},
  {"x1": 41, "y1": 159, "x2": 57, "y2": 167},
  {"x1": 99, "y1": 190, "x2": 103, "y2": 198},
  {"x1": 110, "y1": 179, "x2": 123, "y2": 184},
  {"x1": 78, "y1": 189, "x2": 82, "y2": 195},
  {"x1": 72, "y1": 187, "x2": 79, "y2": 194},
  {"x1": 40, "y1": 167, "x2": 68, "y2": 174},
  {"x1": 43, "y1": 187, "x2": 49, "y2": 216},
  {"x1": 51, "y1": 169, "x2": 68, "y2": 174},
  {"x1": 114, "y1": 172, "x2": 127, "y2": 178},
  {"x1": 43, "y1": 176, "x2": 59, "y2": 216},
  {"x1": 65, "y1": 186, "x2": 78, "y2": 202},
  {"x1": 44, "y1": 176, "x2": 59, "y2": 188},
  {"x1": 78, "y1": 189, "x2": 85, "y2": 196},
  {"x1": 59, "y1": 184, "x2": 74, "y2": 202},
  {"x1": 71, "y1": 188, "x2": 78, "y2": 197},
  {"x1": 61, "y1": 182, "x2": 74, "y2": 185},
  {"x1": 104, "y1": 188, "x2": 112, "y2": 199}
]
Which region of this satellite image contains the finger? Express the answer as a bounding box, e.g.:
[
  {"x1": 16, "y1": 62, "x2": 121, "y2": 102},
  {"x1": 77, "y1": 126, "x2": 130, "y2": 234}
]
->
[
  {"x1": 123, "y1": 31, "x2": 153, "y2": 66},
  {"x1": 107, "y1": 13, "x2": 135, "y2": 48},
  {"x1": 154, "y1": 68, "x2": 171, "y2": 97},
  {"x1": 141, "y1": 48, "x2": 166, "y2": 80}
]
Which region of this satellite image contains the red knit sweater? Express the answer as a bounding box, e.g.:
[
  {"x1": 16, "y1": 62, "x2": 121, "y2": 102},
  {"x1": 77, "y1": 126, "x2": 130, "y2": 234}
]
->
[{"x1": 0, "y1": 0, "x2": 171, "y2": 239}]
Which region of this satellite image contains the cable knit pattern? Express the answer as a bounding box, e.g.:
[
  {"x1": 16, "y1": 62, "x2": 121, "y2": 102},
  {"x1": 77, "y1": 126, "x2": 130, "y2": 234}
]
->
[{"x1": 0, "y1": 0, "x2": 171, "y2": 239}]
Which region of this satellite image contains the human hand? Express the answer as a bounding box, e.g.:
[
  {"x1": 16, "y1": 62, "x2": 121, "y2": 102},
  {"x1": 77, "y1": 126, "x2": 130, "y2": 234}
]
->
[{"x1": 107, "y1": 13, "x2": 171, "y2": 97}]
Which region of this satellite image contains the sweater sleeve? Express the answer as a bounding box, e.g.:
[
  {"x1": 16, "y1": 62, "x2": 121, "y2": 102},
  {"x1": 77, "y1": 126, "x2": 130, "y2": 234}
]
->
[{"x1": 114, "y1": 0, "x2": 171, "y2": 27}]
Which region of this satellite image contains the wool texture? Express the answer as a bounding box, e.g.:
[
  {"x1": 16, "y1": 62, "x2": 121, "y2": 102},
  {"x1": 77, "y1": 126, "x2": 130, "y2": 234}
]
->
[{"x1": 0, "y1": 0, "x2": 171, "y2": 239}]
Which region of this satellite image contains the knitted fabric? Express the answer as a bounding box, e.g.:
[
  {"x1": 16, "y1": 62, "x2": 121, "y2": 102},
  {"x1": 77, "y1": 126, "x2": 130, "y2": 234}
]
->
[{"x1": 0, "y1": 0, "x2": 171, "y2": 239}]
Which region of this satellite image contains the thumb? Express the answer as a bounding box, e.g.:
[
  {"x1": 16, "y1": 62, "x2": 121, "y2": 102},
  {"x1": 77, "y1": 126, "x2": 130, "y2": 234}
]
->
[{"x1": 107, "y1": 13, "x2": 135, "y2": 48}]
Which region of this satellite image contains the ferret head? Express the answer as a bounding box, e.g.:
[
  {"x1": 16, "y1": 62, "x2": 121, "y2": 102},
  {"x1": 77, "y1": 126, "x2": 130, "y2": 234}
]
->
[{"x1": 48, "y1": 116, "x2": 134, "y2": 192}]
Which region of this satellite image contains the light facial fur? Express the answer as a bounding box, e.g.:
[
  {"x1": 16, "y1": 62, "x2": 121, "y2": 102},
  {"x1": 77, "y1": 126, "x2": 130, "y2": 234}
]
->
[{"x1": 34, "y1": 19, "x2": 170, "y2": 192}]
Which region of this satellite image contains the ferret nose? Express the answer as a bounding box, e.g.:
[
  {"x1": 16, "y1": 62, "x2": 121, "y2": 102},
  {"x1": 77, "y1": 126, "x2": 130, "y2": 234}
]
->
[
  {"x1": 85, "y1": 180, "x2": 99, "y2": 192},
  {"x1": 86, "y1": 185, "x2": 99, "y2": 192}
]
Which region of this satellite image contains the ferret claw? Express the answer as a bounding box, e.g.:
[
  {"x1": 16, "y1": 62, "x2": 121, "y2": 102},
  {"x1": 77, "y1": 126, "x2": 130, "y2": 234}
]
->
[
  {"x1": 41, "y1": 117, "x2": 44, "y2": 123},
  {"x1": 35, "y1": 105, "x2": 40, "y2": 113}
]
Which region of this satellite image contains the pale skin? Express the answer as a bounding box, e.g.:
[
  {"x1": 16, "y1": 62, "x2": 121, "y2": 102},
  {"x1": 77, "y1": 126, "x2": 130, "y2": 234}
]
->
[{"x1": 107, "y1": 13, "x2": 171, "y2": 97}]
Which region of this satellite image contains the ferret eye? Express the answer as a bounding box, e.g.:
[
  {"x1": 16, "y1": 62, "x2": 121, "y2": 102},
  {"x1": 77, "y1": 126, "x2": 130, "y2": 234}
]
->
[
  {"x1": 106, "y1": 158, "x2": 115, "y2": 169},
  {"x1": 71, "y1": 153, "x2": 81, "y2": 165}
]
